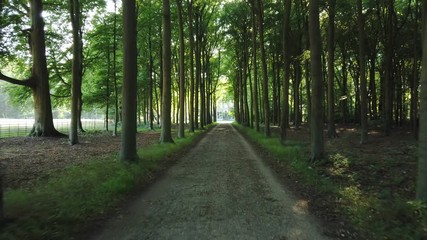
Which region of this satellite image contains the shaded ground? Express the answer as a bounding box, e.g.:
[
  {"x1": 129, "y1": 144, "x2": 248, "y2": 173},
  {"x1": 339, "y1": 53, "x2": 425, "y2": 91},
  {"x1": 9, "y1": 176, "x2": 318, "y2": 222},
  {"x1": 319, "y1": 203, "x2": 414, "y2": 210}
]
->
[
  {"x1": 267, "y1": 124, "x2": 418, "y2": 239},
  {"x1": 91, "y1": 124, "x2": 330, "y2": 240},
  {"x1": 0, "y1": 131, "x2": 160, "y2": 189}
]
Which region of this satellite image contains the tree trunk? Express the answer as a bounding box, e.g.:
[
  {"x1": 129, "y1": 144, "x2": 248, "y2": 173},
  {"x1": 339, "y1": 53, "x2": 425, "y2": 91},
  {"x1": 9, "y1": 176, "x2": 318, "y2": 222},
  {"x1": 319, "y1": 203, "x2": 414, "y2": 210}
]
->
[
  {"x1": 120, "y1": 0, "x2": 138, "y2": 161},
  {"x1": 177, "y1": 0, "x2": 185, "y2": 138},
  {"x1": 160, "y1": 0, "x2": 174, "y2": 143},
  {"x1": 251, "y1": 1, "x2": 260, "y2": 132},
  {"x1": 149, "y1": 27, "x2": 155, "y2": 130},
  {"x1": 105, "y1": 45, "x2": 111, "y2": 131},
  {"x1": 187, "y1": 0, "x2": 195, "y2": 132},
  {"x1": 29, "y1": 0, "x2": 62, "y2": 137},
  {"x1": 281, "y1": 0, "x2": 291, "y2": 143},
  {"x1": 412, "y1": 0, "x2": 420, "y2": 139},
  {"x1": 112, "y1": 0, "x2": 119, "y2": 137},
  {"x1": 69, "y1": 0, "x2": 82, "y2": 145},
  {"x1": 327, "y1": 0, "x2": 337, "y2": 138},
  {"x1": 256, "y1": 0, "x2": 270, "y2": 137},
  {"x1": 357, "y1": 0, "x2": 368, "y2": 144},
  {"x1": 384, "y1": 0, "x2": 395, "y2": 136},
  {"x1": 416, "y1": 0, "x2": 427, "y2": 201},
  {"x1": 308, "y1": 0, "x2": 324, "y2": 161}
]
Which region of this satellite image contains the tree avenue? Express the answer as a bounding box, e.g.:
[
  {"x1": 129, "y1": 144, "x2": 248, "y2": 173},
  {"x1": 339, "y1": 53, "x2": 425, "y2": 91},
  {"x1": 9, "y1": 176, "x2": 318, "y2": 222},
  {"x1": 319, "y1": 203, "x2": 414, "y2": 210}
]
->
[{"x1": 1, "y1": 0, "x2": 427, "y2": 211}]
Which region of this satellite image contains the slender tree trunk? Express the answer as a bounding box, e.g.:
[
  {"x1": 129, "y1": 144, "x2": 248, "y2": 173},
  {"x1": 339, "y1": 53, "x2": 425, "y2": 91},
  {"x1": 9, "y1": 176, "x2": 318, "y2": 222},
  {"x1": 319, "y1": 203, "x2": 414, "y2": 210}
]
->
[
  {"x1": 308, "y1": 0, "x2": 324, "y2": 161},
  {"x1": 416, "y1": 0, "x2": 427, "y2": 201},
  {"x1": 251, "y1": 1, "x2": 260, "y2": 132},
  {"x1": 327, "y1": 0, "x2": 337, "y2": 138},
  {"x1": 384, "y1": 0, "x2": 395, "y2": 136},
  {"x1": 256, "y1": 0, "x2": 270, "y2": 137},
  {"x1": 112, "y1": 0, "x2": 119, "y2": 137},
  {"x1": 105, "y1": 45, "x2": 111, "y2": 131},
  {"x1": 149, "y1": 28, "x2": 154, "y2": 130},
  {"x1": 281, "y1": 0, "x2": 291, "y2": 143},
  {"x1": 412, "y1": 0, "x2": 420, "y2": 138},
  {"x1": 69, "y1": 0, "x2": 82, "y2": 145},
  {"x1": 369, "y1": 51, "x2": 377, "y2": 119},
  {"x1": 177, "y1": 0, "x2": 185, "y2": 138},
  {"x1": 187, "y1": 0, "x2": 195, "y2": 132},
  {"x1": 357, "y1": 0, "x2": 368, "y2": 144},
  {"x1": 160, "y1": 0, "x2": 174, "y2": 143}
]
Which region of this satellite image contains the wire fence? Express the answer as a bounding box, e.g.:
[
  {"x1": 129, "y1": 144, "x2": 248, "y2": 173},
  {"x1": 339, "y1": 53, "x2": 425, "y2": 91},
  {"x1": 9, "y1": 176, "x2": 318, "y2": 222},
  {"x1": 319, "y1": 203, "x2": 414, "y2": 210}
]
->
[{"x1": 0, "y1": 118, "x2": 106, "y2": 138}]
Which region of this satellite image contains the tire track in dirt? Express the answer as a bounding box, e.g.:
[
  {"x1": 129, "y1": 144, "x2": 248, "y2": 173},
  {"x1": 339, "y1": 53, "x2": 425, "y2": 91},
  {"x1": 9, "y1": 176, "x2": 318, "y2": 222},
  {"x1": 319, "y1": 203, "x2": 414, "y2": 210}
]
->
[{"x1": 91, "y1": 124, "x2": 330, "y2": 240}]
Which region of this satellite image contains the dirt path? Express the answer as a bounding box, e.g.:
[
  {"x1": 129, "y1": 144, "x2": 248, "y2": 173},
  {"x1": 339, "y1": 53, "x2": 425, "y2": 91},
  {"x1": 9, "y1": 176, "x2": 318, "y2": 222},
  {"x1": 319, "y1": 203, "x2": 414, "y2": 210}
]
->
[{"x1": 91, "y1": 124, "x2": 330, "y2": 240}]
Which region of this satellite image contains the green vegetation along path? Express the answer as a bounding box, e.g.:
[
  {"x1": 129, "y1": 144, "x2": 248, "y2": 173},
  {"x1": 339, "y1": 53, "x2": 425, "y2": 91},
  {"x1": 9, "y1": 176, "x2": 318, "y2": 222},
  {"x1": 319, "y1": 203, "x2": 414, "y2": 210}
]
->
[{"x1": 92, "y1": 124, "x2": 329, "y2": 240}]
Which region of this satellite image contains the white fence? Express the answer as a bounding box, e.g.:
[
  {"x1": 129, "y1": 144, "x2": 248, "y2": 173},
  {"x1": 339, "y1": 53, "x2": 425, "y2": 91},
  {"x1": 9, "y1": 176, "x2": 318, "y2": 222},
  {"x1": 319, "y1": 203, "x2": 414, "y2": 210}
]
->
[{"x1": 0, "y1": 118, "x2": 105, "y2": 138}]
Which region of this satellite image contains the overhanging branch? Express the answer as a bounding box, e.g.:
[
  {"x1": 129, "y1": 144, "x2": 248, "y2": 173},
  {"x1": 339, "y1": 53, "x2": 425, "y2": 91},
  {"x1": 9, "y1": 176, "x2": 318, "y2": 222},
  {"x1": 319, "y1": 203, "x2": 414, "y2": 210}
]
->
[{"x1": 0, "y1": 72, "x2": 35, "y2": 88}]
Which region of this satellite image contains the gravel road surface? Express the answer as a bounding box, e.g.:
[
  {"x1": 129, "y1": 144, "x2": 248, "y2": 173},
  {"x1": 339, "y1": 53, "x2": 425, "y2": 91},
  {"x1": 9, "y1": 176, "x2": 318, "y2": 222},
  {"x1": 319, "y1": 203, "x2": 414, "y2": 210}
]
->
[{"x1": 92, "y1": 124, "x2": 330, "y2": 240}]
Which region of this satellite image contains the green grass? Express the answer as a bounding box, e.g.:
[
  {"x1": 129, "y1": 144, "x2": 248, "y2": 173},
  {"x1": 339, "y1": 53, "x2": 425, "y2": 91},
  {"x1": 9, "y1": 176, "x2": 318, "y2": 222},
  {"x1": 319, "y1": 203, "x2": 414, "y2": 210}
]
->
[
  {"x1": 234, "y1": 123, "x2": 427, "y2": 239},
  {"x1": 1, "y1": 126, "x2": 213, "y2": 240}
]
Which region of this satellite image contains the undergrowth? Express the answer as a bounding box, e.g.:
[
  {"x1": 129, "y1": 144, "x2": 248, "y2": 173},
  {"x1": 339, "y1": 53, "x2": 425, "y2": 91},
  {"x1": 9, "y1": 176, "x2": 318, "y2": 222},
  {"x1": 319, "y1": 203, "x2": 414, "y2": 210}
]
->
[
  {"x1": 1, "y1": 126, "x2": 213, "y2": 240},
  {"x1": 234, "y1": 123, "x2": 427, "y2": 239}
]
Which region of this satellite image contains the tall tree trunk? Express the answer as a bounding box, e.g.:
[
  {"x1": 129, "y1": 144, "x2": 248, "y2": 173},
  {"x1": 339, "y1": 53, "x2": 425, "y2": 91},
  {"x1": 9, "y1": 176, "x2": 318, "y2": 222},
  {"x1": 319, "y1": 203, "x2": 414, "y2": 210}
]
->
[
  {"x1": 120, "y1": 0, "x2": 138, "y2": 161},
  {"x1": 149, "y1": 27, "x2": 155, "y2": 130},
  {"x1": 308, "y1": 0, "x2": 324, "y2": 161},
  {"x1": 384, "y1": 0, "x2": 395, "y2": 136},
  {"x1": 341, "y1": 47, "x2": 349, "y2": 124},
  {"x1": 160, "y1": 0, "x2": 174, "y2": 143},
  {"x1": 416, "y1": 0, "x2": 427, "y2": 201},
  {"x1": 369, "y1": 51, "x2": 377, "y2": 119},
  {"x1": 29, "y1": 0, "x2": 61, "y2": 137},
  {"x1": 194, "y1": 11, "x2": 201, "y2": 129},
  {"x1": 412, "y1": 0, "x2": 420, "y2": 138},
  {"x1": 105, "y1": 45, "x2": 111, "y2": 131},
  {"x1": 187, "y1": 0, "x2": 195, "y2": 132},
  {"x1": 177, "y1": 0, "x2": 185, "y2": 138},
  {"x1": 281, "y1": 0, "x2": 291, "y2": 143},
  {"x1": 251, "y1": 1, "x2": 260, "y2": 132},
  {"x1": 69, "y1": 0, "x2": 82, "y2": 145},
  {"x1": 112, "y1": 0, "x2": 119, "y2": 137},
  {"x1": 327, "y1": 0, "x2": 337, "y2": 138},
  {"x1": 357, "y1": 0, "x2": 368, "y2": 144},
  {"x1": 256, "y1": 0, "x2": 270, "y2": 137}
]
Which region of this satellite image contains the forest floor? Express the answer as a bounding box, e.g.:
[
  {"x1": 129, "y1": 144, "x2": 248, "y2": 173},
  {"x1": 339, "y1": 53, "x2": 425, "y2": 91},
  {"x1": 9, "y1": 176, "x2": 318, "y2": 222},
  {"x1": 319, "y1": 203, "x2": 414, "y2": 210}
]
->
[{"x1": 0, "y1": 130, "x2": 161, "y2": 189}]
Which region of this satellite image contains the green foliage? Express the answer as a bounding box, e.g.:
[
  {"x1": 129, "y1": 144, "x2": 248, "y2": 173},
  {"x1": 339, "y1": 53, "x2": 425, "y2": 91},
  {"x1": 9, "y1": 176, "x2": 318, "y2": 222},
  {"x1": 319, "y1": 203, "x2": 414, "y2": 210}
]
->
[{"x1": 0, "y1": 127, "x2": 210, "y2": 240}]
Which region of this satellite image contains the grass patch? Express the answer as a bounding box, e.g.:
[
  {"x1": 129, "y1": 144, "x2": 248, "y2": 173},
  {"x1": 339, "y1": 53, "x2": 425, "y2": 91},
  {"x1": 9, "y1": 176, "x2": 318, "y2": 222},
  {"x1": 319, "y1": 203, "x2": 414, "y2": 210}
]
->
[
  {"x1": 1, "y1": 126, "x2": 212, "y2": 240},
  {"x1": 234, "y1": 123, "x2": 427, "y2": 239}
]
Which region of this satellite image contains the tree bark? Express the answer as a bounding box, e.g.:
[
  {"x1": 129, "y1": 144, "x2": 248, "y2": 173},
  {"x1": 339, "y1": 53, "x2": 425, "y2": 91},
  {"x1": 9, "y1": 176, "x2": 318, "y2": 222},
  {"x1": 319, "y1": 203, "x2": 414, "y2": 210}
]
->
[
  {"x1": 281, "y1": 0, "x2": 291, "y2": 143},
  {"x1": 416, "y1": 0, "x2": 427, "y2": 201},
  {"x1": 251, "y1": 0, "x2": 260, "y2": 132},
  {"x1": 384, "y1": 0, "x2": 395, "y2": 136},
  {"x1": 160, "y1": 0, "x2": 174, "y2": 143},
  {"x1": 256, "y1": 0, "x2": 270, "y2": 137},
  {"x1": 112, "y1": 0, "x2": 119, "y2": 137},
  {"x1": 357, "y1": 0, "x2": 368, "y2": 144},
  {"x1": 177, "y1": 0, "x2": 185, "y2": 138},
  {"x1": 326, "y1": 0, "x2": 337, "y2": 138},
  {"x1": 27, "y1": 0, "x2": 62, "y2": 137},
  {"x1": 69, "y1": 0, "x2": 82, "y2": 145},
  {"x1": 412, "y1": 0, "x2": 420, "y2": 139},
  {"x1": 308, "y1": 0, "x2": 324, "y2": 161},
  {"x1": 120, "y1": 0, "x2": 138, "y2": 161},
  {"x1": 187, "y1": 0, "x2": 195, "y2": 132}
]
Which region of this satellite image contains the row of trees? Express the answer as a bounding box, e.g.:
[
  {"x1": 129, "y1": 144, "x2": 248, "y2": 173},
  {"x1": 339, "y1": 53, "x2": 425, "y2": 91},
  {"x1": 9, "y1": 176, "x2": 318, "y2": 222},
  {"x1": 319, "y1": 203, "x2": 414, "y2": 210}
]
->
[
  {"x1": 0, "y1": 0, "x2": 223, "y2": 141},
  {"x1": 222, "y1": 0, "x2": 426, "y2": 199}
]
